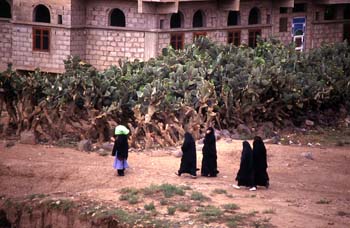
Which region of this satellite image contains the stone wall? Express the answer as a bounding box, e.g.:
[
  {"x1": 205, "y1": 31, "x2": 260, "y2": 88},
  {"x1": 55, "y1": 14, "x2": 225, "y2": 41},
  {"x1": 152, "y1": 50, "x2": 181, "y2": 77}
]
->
[
  {"x1": 1, "y1": 0, "x2": 349, "y2": 73},
  {"x1": 0, "y1": 19, "x2": 12, "y2": 71},
  {"x1": 85, "y1": 0, "x2": 155, "y2": 29},
  {"x1": 12, "y1": 0, "x2": 71, "y2": 25},
  {"x1": 85, "y1": 29, "x2": 145, "y2": 69},
  {"x1": 11, "y1": 25, "x2": 71, "y2": 72},
  {"x1": 312, "y1": 22, "x2": 344, "y2": 48}
]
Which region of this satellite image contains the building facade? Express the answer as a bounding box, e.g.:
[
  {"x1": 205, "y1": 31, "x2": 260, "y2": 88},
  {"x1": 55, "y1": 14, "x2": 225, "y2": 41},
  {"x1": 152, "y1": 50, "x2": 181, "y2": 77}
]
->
[{"x1": 0, "y1": 0, "x2": 350, "y2": 73}]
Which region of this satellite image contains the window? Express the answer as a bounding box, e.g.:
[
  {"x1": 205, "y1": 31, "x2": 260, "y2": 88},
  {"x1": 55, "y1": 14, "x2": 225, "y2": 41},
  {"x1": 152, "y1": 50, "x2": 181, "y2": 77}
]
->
[
  {"x1": 110, "y1": 8, "x2": 125, "y2": 27},
  {"x1": 58, "y1": 15, "x2": 62, "y2": 24},
  {"x1": 266, "y1": 14, "x2": 271, "y2": 24},
  {"x1": 0, "y1": 0, "x2": 11, "y2": 18},
  {"x1": 345, "y1": 4, "x2": 350, "y2": 19},
  {"x1": 279, "y1": 17, "x2": 288, "y2": 32},
  {"x1": 227, "y1": 11, "x2": 240, "y2": 26},
  {"x1": 193, "y1": 10, "x2": 205, "y2": 28},
  {"x1": 315, "y1": 11, "x2": 320, "y2": 21},
  {"x1": 280, "y1": 7, "x2": 288, "y2": 14},
  {"x1": 33, "y1": 28, "x2": 50, "y2": 51},
  {"x1": 159, "y1": 19, "x2": 164, "y2": 29},
  {"x1": 193, "y1": 32, "x2": 207, "y2": 41},
  {"x1": 227, "y1": 31, "x2": 241, "y2": 46},
  {"x1": 170, "y1": 12, "x2": 184, "y2": 28},
  {"x1": 248, "y1": 30, "x2": 261, "y2": 48},
  {"x1": 170, "y1": 33, "x2": 184, "y2": 50},
  {"x1": 248, "y1": 7, "x2": 261, "y2": 25},
  {"x1": 293, "y1": 3, "x2": 307, "y2": 13},
  {"x1": 344, "y1": 24, "x2": 350, "y2": 41},
  {"x1": 324, "y1": 5, "x2": 337, "y2": 20},
  {"x1": 34, "y1": 4, "x2": 51, "y2": 23}
]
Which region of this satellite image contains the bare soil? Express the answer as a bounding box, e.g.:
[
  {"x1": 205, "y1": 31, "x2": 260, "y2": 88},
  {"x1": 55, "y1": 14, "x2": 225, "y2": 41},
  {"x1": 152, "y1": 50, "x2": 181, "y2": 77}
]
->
[{"x1": 1, "y1": 138, "x2": 350, "y2": 228}]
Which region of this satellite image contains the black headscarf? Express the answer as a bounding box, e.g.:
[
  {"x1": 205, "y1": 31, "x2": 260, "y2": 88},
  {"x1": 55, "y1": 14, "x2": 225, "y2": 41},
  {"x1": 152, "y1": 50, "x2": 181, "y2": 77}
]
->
[{"x1": 112, "y1": 134, "x2": 129, "y2": 159}]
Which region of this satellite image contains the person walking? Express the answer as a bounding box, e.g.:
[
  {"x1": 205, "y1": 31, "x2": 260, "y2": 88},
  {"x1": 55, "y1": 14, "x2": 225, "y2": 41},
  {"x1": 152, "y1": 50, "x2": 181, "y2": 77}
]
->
[
  {"x1": 233, "y1": 141, "x2": 254, "y2": 189},
  {"x1": 252, "y1": 136, "x2": 269, "y2": 189},
  {"x1": 112, "y1": 125, "x2": 130, "y2": 176},
  {"x1": 176, "y1": 131, "x2": 197, "y2": 178},
  {"x1": 201, "y1": 127, "x2": 219, "y2": 177}
]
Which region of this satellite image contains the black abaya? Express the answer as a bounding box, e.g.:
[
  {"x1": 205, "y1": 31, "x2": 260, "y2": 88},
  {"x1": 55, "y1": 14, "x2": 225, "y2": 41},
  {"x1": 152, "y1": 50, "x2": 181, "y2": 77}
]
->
[
  {"x1": 252, "y1": 136, "x2": 269, "y2": 188},
  {"x1": 201, "y1": 127, "x2": 219, "y2": 177},
  {"x1": 178, "y1": 132, "x2": 197, "y2": 176},
  {"x1": 235, "y1": 141, "x2": 254, "y2": 187}
]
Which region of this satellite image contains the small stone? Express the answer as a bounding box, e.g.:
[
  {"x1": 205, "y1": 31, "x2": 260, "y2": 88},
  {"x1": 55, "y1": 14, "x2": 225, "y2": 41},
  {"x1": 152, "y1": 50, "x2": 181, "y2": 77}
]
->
[
  {"x1": 305, "y1": 120, "x2": 314, "y2": 126},
  {"x1": 301, "y1": 152, "x2": 314, "y2": 160},
  {"x1": 77, "y1": 140, "x2": 92, "y2": 152},
  {"x1": 20, "y1": 130, "x2": 37, "y2": 145}
]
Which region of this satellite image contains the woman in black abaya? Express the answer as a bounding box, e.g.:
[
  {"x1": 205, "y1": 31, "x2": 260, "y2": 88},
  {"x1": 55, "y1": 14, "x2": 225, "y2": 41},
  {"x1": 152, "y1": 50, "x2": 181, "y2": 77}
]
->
[
  {"x1": 252, "y1": 136, "x2": 269, "y2": 189},
  {"x1": 234, "y1": 141, "x2": 254, "y2": 188},
  {"x1": 176, "y1": 132, "x2": 197, "y2": 177},
  {"x1": 201, "y1": 127, "x2": 219, "y2": 177}
]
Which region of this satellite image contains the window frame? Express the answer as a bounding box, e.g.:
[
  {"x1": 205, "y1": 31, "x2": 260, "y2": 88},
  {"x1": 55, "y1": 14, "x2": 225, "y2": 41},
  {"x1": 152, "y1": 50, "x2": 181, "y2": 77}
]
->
[
  {"x1": 279, "y1": 17, "x2": 288, "y2": 32},
  {"x1": 170, "y1": 32, "x2": 184, "y2": 50},
  {"x1": 193, "y1": 32, "x2": 207, "y2": 41},
  {"x1": 227, "y1": 30, "x2": 241, "y2": 46},
  {"x1": 248, "y1": 29, "x2": 261, "y2": 48},
  {"x1": 32, "y1": 27, "x2": 50, "y2": 52}
]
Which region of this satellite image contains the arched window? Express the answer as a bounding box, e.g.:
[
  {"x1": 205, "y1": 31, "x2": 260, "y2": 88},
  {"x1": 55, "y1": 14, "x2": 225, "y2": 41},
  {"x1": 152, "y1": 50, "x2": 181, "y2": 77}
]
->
[
  {"x1": 170, "y1": 11, "x2": 184, "y2": 28},
  {"x1": 110, "y1": 8, "x2": 125, "y2": 27},
  {"x1": 248, "y1": 7, "x2": 260, "y2": 25},
  {"x1": 227, "y1": 11, "x2": 240, "y2": 26},
  {"x1": 0, "y1": 0, "x2": 11, "y2": 18},
  {"x1": 193, "y1": 10, "x2": 205, "y2": 28},
  {"x1": 34, "y1": 4, "x2": 51, "y2": 23}
]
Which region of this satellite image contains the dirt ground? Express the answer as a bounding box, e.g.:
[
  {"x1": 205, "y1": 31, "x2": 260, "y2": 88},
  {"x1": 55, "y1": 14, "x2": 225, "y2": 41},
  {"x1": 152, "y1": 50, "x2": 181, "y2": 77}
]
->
[{"x1": 0, "y1": 139, "x2": 350, "y2": 228}]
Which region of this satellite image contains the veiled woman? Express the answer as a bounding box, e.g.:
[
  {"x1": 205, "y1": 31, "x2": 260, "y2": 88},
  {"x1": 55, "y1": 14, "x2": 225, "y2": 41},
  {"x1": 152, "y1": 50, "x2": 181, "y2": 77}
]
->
[
  {"x1": 112, "y1": 134, "x2": 129, "y2": 176},
  {"x1": 252, "y1": 136, "x2": 269, "y2": 189},
  {"x1": 234, "y1": 141, "x2": 254, "y2": 188},
  {"x1": 176, "y1": 132, "x2": 197, "y2": 177},
  {"x1": 201, "y1": 127, "x2": 219, "y2": 177}
]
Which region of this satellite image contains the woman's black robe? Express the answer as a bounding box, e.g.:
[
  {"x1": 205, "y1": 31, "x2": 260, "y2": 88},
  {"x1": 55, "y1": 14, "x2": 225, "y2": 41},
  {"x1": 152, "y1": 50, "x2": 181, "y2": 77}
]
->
[
  {"x1": 178, "y1": 132, "x2": 197, "y2": 176},
  {"x1": 252, "y1": 136, "x2": 269, "y2": 187},
  {"x1": 235, "y1": 141, "x2": 254, "y2": 187},
  {"x1": 201, "y1": 127, "x2": 219, "y2": 177}
]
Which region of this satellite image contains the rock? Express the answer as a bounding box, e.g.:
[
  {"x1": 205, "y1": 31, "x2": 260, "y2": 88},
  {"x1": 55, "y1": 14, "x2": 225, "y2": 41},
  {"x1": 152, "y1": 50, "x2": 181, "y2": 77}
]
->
[
  {"x1": 5, "y1": 141, "x2": 15, "y2": 148},
  {"x1": 98, "y1": 149, "x2": 109, "y2": 156},
  {"x1": 172, "y1": 151, "x2": 182, "y2": 158},
  {"x1": 77, "y1": 140, "x2": 92, "y2": 152},
  {"x1": 20, "y1": 130, "x2": 37, "y2": 145},
  {"x1": 301, "y1": 152, "x2": 314, "y2": 160},
  {"x1": 237, "y1": 124, "x2": 252, "y2": 138},
  {"x1": 220, "y1": 129, "x2": 231, "y2": 138},
  {"x1": 101, "y1": 142, "x2": 113, "y2": 151},
  {"x1": 305, "y1": 120, "x2": 314, "y2": 126}
]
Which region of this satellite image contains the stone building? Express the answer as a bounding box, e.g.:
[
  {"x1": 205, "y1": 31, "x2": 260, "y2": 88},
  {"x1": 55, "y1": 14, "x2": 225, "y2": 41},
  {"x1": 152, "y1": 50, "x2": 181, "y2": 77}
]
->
[{"x1": 0, "y1": 0, "x2": 349, "y2": 73}]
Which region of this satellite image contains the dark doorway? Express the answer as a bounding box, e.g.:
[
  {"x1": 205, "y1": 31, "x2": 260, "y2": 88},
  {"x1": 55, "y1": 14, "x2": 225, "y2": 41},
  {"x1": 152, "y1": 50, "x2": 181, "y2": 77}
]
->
[
  {"x1": 248, "y1": 7, "x2": 260, "y2": 25},
  {"x1": 34, "y1": 4, "x2": 51, "y2": 23},
  {"x1": 170, "y1": 11, "x2": 183, "y2": 28},
  {"x1": 110, "y1": 8, "x2": 126, "y2": 27},
  {"x1": 0, "y1": 0, "x2": 11, "y2": 18},
  {"x1": 193, "y1": 10, "x2": 204, "y2": 28},
  {"x1": 227, "y1": 11, "x2": 240, "y2": 26}
]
